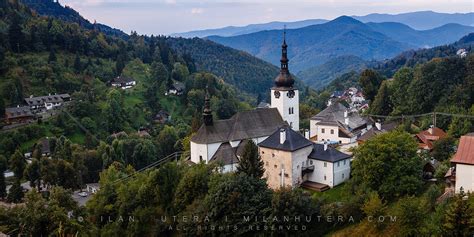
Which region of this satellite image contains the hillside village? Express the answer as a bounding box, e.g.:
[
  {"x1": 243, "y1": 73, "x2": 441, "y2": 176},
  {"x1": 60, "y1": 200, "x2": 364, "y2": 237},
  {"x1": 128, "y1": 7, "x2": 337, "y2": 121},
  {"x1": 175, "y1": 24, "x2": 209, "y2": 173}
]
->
[{"x1": 0, "y1": 0, "x2": 473, "y2": 236}]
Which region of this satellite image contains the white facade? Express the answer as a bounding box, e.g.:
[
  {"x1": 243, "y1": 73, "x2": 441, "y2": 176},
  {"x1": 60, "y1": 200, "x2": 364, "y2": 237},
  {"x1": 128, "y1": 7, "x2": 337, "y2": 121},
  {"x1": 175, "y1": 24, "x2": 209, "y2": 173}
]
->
[
  {"x1": 304, "y1": 158, "x2": 350, "y2": 188},
  {"x1": 190, "y1": 136, "x2": 269, "y2": 165},
  {"x1": 310, "y1": 121, "x2": 353, "y2": 144},
  {"x1": 290, "y1": 146, "x2": 313, "y2": 187},
  {"x1": 271, "y1": 89, "x2": 299, "y2": 131},
  {"x1": 455, "y1": 164, "x2": 474, "y2": 193}
]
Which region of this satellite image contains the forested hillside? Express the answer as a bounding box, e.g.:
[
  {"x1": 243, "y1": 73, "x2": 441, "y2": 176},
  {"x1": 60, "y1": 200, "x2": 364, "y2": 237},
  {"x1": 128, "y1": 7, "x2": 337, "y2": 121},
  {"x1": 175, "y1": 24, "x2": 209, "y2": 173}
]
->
[
  {"x1": 21, "y1": 0, "x2": 128, "y2": 38},
  {"x1": 374, "y1": 33, "x2": 474, "y2": 77},
  {"x1": 165, "y1": 37, "x2": 281, "y2": 97}
]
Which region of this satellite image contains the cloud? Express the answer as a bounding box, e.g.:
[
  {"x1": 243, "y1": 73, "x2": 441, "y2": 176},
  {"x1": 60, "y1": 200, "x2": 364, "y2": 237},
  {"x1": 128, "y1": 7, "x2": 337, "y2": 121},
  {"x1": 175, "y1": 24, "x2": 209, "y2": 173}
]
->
[{"x1": 191, "y1": 8, "x2": 204, "y2": 14}]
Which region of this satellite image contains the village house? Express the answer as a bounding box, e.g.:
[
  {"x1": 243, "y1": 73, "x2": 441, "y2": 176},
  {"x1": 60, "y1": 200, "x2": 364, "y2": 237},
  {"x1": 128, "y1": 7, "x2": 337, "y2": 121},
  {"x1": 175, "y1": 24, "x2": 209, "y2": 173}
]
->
[
  {"x1": 110, "y1": 76, "x2": 136, "y2": 89},
  {"x1": 357, "y1": 120, "x2": 399, "y2": 144},
  {"x1": 24, "y1": 93, "x2": 71, "y2": 114},
  {"x1": 4, "y1": 105, "x2": 35, "y2": 124},
  {"x1": 449, "y1": 133, "x2": 474, "y2": 193},
  {"x1": 310, "y1": 102, "x2": 372, "y2": 144},
  {"x1": 166, "y1": 80, "x2": 186, "y2": 96},
  {"x1": 415, "y1": 126, "x2": 447, "y2": 151},
  {"x1": 259, "y1": 126, "x2": 352, "y2": 190},
  {"x1": 190, "y1": 33, "x2": 298, "y2": 166},
  {"x1": 153, "y1": 110, "x2": 170, "y2": 124}
]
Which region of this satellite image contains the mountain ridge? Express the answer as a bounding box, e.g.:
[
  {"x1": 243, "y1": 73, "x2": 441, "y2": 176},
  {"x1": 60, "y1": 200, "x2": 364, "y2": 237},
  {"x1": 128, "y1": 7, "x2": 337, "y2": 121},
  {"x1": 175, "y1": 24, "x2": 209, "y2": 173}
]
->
[{"x1": 174, "y1": 11, "x2": 474, "y2": 38}]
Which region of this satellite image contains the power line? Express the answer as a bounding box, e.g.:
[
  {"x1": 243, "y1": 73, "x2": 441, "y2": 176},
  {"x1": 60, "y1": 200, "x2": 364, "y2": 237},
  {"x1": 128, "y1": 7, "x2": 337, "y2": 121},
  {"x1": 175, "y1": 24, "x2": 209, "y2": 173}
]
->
[{"x1": 366, "y1": 112, "x2": 474, "y2": 120}]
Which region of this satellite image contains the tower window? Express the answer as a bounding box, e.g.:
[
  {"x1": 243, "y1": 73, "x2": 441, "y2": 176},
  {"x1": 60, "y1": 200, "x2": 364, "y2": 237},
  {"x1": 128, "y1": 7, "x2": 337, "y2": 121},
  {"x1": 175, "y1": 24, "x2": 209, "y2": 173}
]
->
[
  {"x1": 199, "y1": 156, "x2": 203, "y2": 162},
  {"x1": 331, "y1": 129, "x2": 334, "y2": 134},
  {"x1": 288, "y1": 107, "x2": 294, "y2": 115}
]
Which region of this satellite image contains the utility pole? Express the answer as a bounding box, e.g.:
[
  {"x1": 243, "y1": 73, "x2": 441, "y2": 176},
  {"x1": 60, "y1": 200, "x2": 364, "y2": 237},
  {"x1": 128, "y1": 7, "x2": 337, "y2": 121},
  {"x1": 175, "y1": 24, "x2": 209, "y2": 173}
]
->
[{"x1": 433, "y1": 112, "x2": 437, "y2": 127}]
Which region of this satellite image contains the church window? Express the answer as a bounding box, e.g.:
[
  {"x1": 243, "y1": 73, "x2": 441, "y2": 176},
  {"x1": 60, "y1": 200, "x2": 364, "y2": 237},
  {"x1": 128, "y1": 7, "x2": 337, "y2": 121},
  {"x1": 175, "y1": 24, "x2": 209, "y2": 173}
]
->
[
  {"x1": 310, "y1": 160, "x2": 313, "y2": 165},
  {"x1": 337, "y1": 161, "x2": 340, "y2": 167},
  {"x1": 324, "y1": 162, "x2": 327, "y2": 167},
  {"x1": 199, "y1": 156, "x2": 203, "y2": 162},
  {"x1": 330, "y1": 129, "x2": 334, "y2": 134},
  {"x1": 321, "y1": 128, "x2": 325, "y2": 133},
  {"x1": 342, "y1": 173, "x2": 345, "y2": 179},
  {"x1": 324, "y1": 175, "x2": 327, "y2": 180}
]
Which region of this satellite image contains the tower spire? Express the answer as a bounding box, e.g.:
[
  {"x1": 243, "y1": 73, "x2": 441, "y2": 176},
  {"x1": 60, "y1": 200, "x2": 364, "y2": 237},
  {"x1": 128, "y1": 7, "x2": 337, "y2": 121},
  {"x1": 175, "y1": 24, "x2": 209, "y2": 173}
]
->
[
  {"x1": 274, "y1": 26, "x2": 294, "y2": 88},
  {"x1": 203, "y1": 86, "x2": 213, "y2": 126}
]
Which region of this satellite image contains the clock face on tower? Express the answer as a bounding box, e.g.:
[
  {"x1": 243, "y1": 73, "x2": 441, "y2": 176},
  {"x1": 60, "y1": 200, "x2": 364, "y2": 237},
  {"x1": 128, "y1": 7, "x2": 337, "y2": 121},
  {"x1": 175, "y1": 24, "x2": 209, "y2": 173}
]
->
[
  {"x1": 274, "y1": 91, "x2": 281, "y2": 98},
  {"x1": 287, "y1": 90, "x2": 295, "y2": 98}
]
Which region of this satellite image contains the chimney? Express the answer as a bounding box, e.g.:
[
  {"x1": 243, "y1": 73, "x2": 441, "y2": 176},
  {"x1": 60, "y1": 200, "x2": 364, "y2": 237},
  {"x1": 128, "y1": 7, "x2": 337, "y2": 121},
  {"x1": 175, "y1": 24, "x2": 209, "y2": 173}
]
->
[
  {"x1": 344, "y1": 110, "x2": 348, "y2": 118},
  {"x1": 375, "y1": 120, "x2": 382, "y2": 131},
  {"x1": 280, "y1": 128, "x2": 286, "y2": 144},
  {"x1": 304, "y1": 129, "x2": 309, "y2": 139},
  {"x1": 345, "y1": 117, "x2": 349, "y2": 126},
  {"x1": 428, "y1": 125, "x2": 434, "y2": 135},
  {"x1": 324, "y1": 142, "x2": 328, "y2": 151}
]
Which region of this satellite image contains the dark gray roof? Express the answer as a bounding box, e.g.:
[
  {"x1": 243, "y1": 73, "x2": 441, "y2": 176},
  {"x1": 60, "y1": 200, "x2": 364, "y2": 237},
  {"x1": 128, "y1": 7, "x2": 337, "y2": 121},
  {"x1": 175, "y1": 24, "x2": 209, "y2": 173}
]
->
[
  {"x1": 24, "y1": 94, "x2": 70, "y2": 106},
  {"x1": 258, "y1": 126, "x2": 313, "y2": 152},
  {"x1": 210, "y1": 143, "x2": 239, "y2": 165},
  {"x1": 5, "y1": 106, "x2": 33, "y2": 118},
  {"x1": 111, "y1": 76, "x2": 135, "y2": 84},
  {"x1": 309, "y1": 144, "x2": 352, "y2": 162},
  {"x1": 357, "y1": 121, "x2": 399, "y2": 142},
  {"x1": 311, "y1": 102, "x2": 371, "y2": 133},
  {"x1": 191, "y1": 108, "x2": 285, "y2": 144},
  {"x1": 172, "y1": 80, "x2": 185, "y2": 91}
]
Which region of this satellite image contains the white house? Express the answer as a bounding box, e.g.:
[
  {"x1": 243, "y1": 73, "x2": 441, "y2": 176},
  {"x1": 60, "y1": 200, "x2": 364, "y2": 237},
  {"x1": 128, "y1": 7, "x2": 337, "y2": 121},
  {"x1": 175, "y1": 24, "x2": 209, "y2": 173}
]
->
[
  {"x1": 259, "y1": 126, "x2": 352, "y2": 190},
  {"x1": 24, "y1": 94, "x2": 71, "y2": 114},
  {"x1": 110, "y1": 76, "x2": 136, "y2": 89},
  {"x1": 310, "y1": 102, "x2": 372, "y2": 144},
  {"x1": 190, "y1": 33, "x2": 299, "y2": 170},
  {"x1": 450, "y1": 134, "x2": 474, "y2": 193}
]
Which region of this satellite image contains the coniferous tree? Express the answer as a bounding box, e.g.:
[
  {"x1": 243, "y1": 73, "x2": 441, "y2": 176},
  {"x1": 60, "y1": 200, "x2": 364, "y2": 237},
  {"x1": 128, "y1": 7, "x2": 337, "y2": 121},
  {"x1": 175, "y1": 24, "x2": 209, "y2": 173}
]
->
[
  {"x1": 236, "y1": 140, "x2": 264, "y2": 178},
  {"x1": 442, "y1": 188, "x2": 473, "y2": 236},
  {"x1": 48, "y1": 48, "x2": 57, "y2": 63},
  {"x1": 359, "y1": 69, "x2": 384, "y2": 102},
  {"x1": 73, "y1": 54, "x2": 82, "y2": 73},
  {"x1": 7, "y1": 179, "x2": 23, "y2": 203},
  {"x1": 0, "y1": 98, "x2": 5, "y2": 118},
  {"x1": 0, "y1": 155, "x2": 7, "y2": 199},
  {"x1": 370, "y1": 81, "x2": 392, "y2": 115},
  {"x1": 8, "y1": 12, "x2": 24, "y2": 53},
  {"x1": 10, "y1": 150, "x2": 26, "y2": 180},
  {"x1": 25, "y1": 158, "x2": 41, "y2": 190}
]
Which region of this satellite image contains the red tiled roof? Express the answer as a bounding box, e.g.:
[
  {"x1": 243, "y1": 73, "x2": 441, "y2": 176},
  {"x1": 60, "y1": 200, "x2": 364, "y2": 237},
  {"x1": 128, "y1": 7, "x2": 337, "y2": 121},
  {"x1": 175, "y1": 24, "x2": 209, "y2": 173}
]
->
[
  {"x1": 451, "y1": 135, "x2": 474, "y2": 165},
  {"x1": 416, "y1": 127, "x2": 447, "y2": 150}
]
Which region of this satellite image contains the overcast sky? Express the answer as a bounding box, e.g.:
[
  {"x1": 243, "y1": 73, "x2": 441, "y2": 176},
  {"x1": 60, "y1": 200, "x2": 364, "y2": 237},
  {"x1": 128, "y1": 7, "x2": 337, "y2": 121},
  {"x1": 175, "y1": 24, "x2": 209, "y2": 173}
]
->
[{"x1": 60, "y1": 0, "x2": 474, "y2": 35}]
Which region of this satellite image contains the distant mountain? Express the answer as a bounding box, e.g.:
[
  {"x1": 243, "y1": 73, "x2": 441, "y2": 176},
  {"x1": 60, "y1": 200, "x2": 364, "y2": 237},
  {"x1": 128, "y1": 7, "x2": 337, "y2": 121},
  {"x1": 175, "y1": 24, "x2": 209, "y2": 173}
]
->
[
  {"x1": 208, "y1": 16, "x2": 411, "y2": 73},
  {"x1": 296, "y1": 55, "x2": 368, "y2": 89},
  {"x1": 354, "y1": 11, "x2": 474, "y2": 30},
  {"x1": 174, "y1": 11, "x2": 474, "y2": 38},
  {"x1": 21, "y1": 0, "x2": 128, "y2": 38},
  {"x1": 366, "y1": 22, "x2": 474, "y2": 47},
  {"x1": 172, "y1": 19, "x2": 328, "y2": 38}
]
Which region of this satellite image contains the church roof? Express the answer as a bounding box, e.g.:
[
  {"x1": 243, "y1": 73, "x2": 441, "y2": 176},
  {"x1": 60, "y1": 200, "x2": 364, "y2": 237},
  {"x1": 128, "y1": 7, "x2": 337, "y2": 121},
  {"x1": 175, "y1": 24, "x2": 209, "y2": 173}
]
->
[
  {"x1": 309, "y1": 144, "x2": 352, "y2": 162},
  {"x1": 258, "y1": 126, "x2": 313, "y2": 152},
  {"x1": 210, "y1": 143, "x2": 239, "y2": 165},
  {"x1": 191, "y1": 108, "x2": 286, "y2": 144}
]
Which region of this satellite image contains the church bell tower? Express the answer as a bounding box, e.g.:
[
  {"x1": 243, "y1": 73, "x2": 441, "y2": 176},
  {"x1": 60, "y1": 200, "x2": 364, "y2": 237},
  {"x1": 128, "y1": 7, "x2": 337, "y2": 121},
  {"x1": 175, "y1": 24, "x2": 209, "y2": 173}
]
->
[{"x1": 271, "y1": 28, "x2": 299, "y2": 131}]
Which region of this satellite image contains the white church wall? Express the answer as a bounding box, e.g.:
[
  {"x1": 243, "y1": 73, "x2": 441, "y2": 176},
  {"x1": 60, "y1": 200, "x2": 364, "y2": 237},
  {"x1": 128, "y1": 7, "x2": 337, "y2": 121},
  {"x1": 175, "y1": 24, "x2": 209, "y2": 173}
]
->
[{"x1": 190, "y1": 142, "x2": 208, "y2": 164}]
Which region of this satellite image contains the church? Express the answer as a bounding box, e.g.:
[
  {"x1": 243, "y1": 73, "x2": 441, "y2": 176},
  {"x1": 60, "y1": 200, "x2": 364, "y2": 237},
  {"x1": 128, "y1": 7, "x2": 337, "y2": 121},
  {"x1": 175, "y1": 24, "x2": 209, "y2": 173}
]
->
[
  {"x1": 190, "y1": 32, "x2": 299, "y2": 170},
  {"x1": 190, "y1": 33, "x2": 352, "y2": 189}
]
